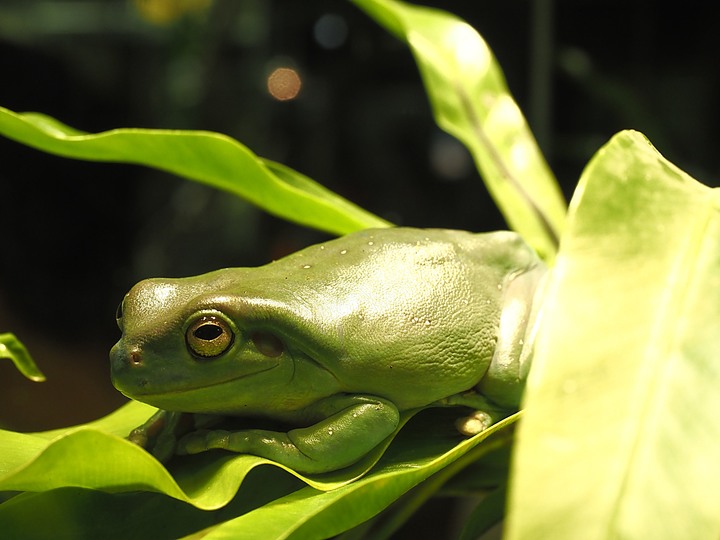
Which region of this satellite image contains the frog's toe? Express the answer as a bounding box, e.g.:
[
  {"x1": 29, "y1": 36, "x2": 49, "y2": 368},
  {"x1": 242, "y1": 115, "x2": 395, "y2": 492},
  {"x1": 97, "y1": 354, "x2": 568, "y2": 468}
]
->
[
  {"x1": 127, "y1": 428, "x2": 150, "y2": 447},
  {"x1": 150, "y1": 433, "x2": 180, "y2": 462},
  {"x1": 455, "y1": 410, "x2": 493, "y2": 436},
  {"x1": 178, "y1": 429, "x2": 231, "y2": 454},
  {"x1": 177, "y1": 430, "x2": 210, "y2": 455}
]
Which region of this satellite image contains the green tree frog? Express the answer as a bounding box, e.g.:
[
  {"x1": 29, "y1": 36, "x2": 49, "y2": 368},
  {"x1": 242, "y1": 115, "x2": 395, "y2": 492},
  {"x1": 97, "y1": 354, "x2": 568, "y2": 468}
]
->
[{"x1": 111, "y1": 227, "x2": 545, "y2": 473}]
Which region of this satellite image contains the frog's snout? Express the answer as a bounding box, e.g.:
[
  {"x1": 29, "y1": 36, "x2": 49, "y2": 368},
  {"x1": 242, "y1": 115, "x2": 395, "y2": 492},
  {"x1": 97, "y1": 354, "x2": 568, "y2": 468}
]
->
[
  {"x1": 110, "y1": 342, "x2": 144, "y2": 370},
  {"x1": 110, "y1": 342, "x2": 150, "y2": 396}
]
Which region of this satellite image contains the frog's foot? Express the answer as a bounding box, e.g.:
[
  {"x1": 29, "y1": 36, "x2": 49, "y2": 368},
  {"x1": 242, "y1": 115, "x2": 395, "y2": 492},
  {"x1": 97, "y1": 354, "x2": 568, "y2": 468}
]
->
[
  {"x1": 126, "y1": 410, "x2": 182, "y2": 462},
  {"x1": 455, "y1": 410, "x2": 494, "y2": 436},
  {"x1": 176, "y1": 429, "x2": 226, "y2": 455},
  {"x1": 128, "y1": 427, "x2": 150, "y2": 448},
  {"x1": 127, "y1": 411, "x2": 224, "y2": 463},
  {"x1": 434, "y1": 391, "x2": 512, "y2": 437}
]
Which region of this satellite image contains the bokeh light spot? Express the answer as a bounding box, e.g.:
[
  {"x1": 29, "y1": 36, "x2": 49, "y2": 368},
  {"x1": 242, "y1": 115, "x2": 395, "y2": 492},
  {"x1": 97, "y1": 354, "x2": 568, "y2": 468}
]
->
[
  {"x1": 267, "y1": 67, "x2": 302, "y2": 101},
  {"x1": 313, "y1": 14, "x2": 348, "y2": 50},
  {"x1": 429, "y1": 133, "x2": 473, "y2": 180},
  {"x1": 133, "y1": 0, "x2": 213, "y2": 25}
]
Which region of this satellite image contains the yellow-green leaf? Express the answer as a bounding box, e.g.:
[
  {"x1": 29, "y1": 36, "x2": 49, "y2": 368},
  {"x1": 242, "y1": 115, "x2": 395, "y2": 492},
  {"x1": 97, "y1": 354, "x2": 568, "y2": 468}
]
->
[
  {"x1": 508, "y1": 130, "x2": 720, "y2": 539},
  {"x1": 0, "y1": 107, "x2": 390, "y2": 236},
  {"x1": 352, "y1": 0, "x2": 566, "y2": 259},
  {"x1": 0, "y1": 333, "x2": 45, "y2": 382}
]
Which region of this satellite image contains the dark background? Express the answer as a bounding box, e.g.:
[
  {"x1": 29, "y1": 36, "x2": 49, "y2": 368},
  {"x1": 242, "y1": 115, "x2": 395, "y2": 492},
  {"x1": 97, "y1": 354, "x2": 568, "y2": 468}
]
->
[{"x1": 1, "y1": 0, "x2": 718, "y2": 431}]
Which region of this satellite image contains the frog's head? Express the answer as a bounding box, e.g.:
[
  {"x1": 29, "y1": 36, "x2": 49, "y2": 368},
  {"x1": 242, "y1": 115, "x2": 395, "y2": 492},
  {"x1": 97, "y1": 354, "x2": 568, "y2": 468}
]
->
[{"x1": 110, "y1": 270, "x2": 305, "y2": 415}]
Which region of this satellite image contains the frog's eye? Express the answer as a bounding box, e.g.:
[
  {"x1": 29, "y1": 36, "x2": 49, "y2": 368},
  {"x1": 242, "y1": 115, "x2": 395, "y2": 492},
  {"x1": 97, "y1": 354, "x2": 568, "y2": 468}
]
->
[{"x1": 186, "y1": 315, "x2": 234, "y2": 358}]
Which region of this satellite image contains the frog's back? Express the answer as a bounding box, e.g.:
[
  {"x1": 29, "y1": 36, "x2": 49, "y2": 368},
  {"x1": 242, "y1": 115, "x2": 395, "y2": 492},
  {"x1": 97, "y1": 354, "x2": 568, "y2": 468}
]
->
[{"x1": 248, "y1": 227, "x2": 541, "y2": 409}]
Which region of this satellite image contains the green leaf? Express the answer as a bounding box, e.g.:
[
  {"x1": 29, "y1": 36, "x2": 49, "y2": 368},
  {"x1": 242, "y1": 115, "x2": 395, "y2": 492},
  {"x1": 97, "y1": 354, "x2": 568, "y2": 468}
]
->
[
  {"x1": 352, "y1": 0, "x2": 566, "y2": 260},
  {"x1": 0, "y1": 468, "x2": 304, "y2": 540},
  {"x1": 458, "y1": 485, "x2": 506, "y2": 540},
  {"x1": 0, "y1": 401, "x2": 511, "y2": 503},
  {"x1": 180, "y1": 412, "x2": 517, "y2": 540},
  {"x1": 507, "y1": 131, "x2": 720, "y2": 539},
  {"x1": 0, "y1": 333, "x2": 45, "y2": 382},
  {"x1": 0, "y1": 107, "x2": 390, "y2": 236},
  {"x1": 0, "y1": 401, "x2": 417, "y2": 510},
  {"x1": 0, "y1": 404, "x2": 518, "y2": 538},
  {"x1": 0, "y1": 490, "x2": 219, "y2": 540},
  {"x1": 334, "y1": 434, "x2": 512, "y2": 540}
]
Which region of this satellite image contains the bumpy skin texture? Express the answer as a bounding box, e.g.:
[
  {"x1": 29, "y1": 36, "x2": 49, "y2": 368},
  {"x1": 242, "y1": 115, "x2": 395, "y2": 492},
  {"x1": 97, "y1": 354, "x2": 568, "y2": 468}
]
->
[{"x1": 111, "y1": 227, "x2": 545, "y2": 473}]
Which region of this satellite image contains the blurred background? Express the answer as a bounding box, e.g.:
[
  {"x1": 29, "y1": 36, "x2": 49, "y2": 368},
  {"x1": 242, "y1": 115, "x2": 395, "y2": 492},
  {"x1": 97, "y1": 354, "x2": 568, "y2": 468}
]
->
[{"x1": 0, "y1": 0, "x2": 718, "y2": 433}]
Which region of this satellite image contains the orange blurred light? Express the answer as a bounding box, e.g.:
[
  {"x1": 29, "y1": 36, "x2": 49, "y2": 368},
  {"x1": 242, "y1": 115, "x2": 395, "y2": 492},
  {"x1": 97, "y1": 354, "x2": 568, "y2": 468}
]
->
[
  {"x1": 267, "y1": 68, "x2": 302, "y2": 101},
  {"x1": 133, "y1": 0, "x2": 213, "y2": 25}
]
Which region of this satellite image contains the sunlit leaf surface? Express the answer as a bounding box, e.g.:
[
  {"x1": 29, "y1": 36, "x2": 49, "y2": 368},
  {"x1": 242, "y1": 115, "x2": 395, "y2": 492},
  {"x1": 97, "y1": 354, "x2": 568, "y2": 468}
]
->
[
  {"x1": 0, "y1": 404, "x2": 517, "y2": 539},
  {"x1": 0, "y1": 334, "x2": 45, "y2": 382},
  {"x1": 0, "y1": 107, "x2": 390, "y2": 236},
  {"x1": 353, "y1": 0, "x2": 566, "y2": 259},
  {"x1": 508, "y1": 130, "x2": 720, "y2": 539}
]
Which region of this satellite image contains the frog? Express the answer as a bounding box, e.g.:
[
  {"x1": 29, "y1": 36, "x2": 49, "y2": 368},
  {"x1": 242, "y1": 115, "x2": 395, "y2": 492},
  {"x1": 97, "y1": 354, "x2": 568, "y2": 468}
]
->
[{"x1": 110, "y1": 227, "x2": 546, "y2": 474}]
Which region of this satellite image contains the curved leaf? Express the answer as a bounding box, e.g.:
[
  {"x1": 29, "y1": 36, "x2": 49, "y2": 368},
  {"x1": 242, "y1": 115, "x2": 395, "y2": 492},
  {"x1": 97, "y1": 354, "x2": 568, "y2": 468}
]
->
[
  {"x1": 352, "y1": 0, "x2": 566, "y2": 259},
  {"x1": 0, "y1": 401, "x2": 421, "y2": 510},
  {"x1": 0, "y1": 107, "x2": 390, "y2": 236},
  {"x1": 0, "y1": 404, "x2": 518, "y2": 538},
  {"x1": 0, "y1": 468, "x2": 304, "y2": 540},
  {"x1": 0, "y1": 333, "x2": 45, "y2": 382},
  {"x1": 508, "y1": 131, "x2": 720, "y2": 539},
  {"x1": 185, "y1": 412, "x2": 517, "y2": 539}
]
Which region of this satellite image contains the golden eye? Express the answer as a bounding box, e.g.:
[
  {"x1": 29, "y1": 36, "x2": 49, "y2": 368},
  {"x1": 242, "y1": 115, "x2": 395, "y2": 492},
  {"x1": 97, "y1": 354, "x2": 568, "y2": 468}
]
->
[{"x1": 186, "y1": 315, "x2": 234, "y2": 358}]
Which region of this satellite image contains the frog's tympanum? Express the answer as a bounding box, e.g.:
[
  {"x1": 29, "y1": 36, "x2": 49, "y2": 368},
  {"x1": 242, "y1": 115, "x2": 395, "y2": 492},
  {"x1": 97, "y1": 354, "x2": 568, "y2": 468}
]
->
[{"x1": 111, "y1": 227, "x2": 545, "y2": 473}]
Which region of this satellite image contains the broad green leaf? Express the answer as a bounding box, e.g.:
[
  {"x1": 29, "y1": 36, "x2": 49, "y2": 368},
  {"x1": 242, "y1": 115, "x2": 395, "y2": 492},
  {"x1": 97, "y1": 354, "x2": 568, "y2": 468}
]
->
[
  {"x1": 0, "y1": 400, "x2": 514, "y2": 509},
  {"x1": 0, "y1": 107, "x2": 390, "y2": 236},
  {"x1": 507, "y1": 131, "x2": 720, "y2": 539},
  {"x1": 0, "y1": 333, "x2": 45, "y2": 382},
  {"x1": 458, "y1": 485, "x2": 506, "y2": 540},
  {"x1": 0, "y1": 470, "x2": 304, "y2": 540},
  {"x1": 0, "y1": 405, "x2": 518, "y2": 538},
  {"x1": 352, "y1": 0, "x2": 566, "y2": 260},
  {"x1": 0, "y1": 401, "x2": 420, "y2": 510},
  {"x1": 0, "y1": 490, "x2": 221, "y2": 540},
  {"x1": 334, "y1": 437, "x2": 512, "y2": 540},
  {"x1": 180, "y1": 412, "x2": 517, "y2": 539}
]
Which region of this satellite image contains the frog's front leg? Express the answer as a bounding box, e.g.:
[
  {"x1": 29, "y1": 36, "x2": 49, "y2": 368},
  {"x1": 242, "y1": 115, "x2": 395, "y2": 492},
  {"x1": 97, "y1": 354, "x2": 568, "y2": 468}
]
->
[
  {"x1": 177, "y1": 395, "x2": 400, "y2": 474},
  {"x1": 128, "y1": 409, "x2": 221, "y2": 462}
]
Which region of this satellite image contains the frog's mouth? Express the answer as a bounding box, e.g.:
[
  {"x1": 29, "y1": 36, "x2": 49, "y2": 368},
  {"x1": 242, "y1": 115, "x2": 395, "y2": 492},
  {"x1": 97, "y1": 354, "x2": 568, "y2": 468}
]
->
[{"x1": 113, "y1": 361, "x2": 281, "y2": 404}]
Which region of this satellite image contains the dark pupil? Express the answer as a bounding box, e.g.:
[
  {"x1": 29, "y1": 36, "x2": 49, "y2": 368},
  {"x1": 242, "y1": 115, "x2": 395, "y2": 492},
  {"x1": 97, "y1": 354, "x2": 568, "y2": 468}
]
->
[{"x1": 194, "y1": 323, "x2": 223, "y2": 341}]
